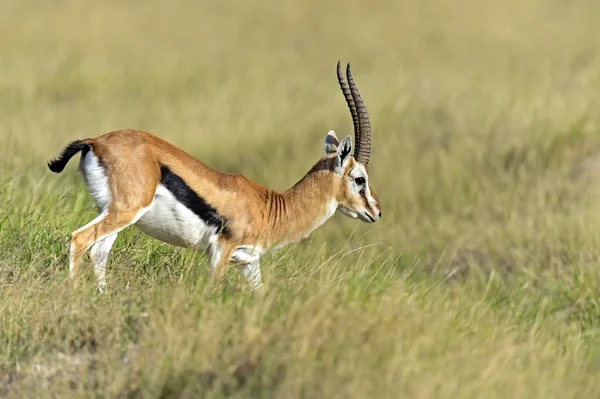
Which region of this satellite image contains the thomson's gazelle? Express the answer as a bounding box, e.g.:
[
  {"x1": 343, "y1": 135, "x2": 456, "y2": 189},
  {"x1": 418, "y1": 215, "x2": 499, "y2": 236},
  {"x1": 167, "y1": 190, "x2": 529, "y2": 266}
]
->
[{"x1": 48, "y1": 62, "x2": 381, "y2": 291}]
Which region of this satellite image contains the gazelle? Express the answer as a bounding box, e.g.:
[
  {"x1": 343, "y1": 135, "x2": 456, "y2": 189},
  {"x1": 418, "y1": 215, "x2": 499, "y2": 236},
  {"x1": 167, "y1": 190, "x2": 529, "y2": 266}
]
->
[{"x1": 48, "y1": 62, "x2": 381, "y2": 292}]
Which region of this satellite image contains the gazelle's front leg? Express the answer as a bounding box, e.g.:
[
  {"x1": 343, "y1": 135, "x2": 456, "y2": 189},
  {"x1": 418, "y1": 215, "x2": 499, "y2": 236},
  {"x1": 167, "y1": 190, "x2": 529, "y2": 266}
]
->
[
  {"x1": 208, "y1": 239, "x2": 235, "y2": 285},
  {"x1": 208, "y1": 239, "x2": 263, "y2": 291},
  {"x1": 238, "y1": 259, "x2": 263, "y2": 291}
]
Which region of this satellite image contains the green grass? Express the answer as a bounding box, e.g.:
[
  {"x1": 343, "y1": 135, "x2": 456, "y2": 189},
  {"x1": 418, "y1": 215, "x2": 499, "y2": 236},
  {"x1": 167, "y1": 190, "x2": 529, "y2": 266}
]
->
[{"x1": 2, "y1": 0, "x2": 600, "y2": 397}]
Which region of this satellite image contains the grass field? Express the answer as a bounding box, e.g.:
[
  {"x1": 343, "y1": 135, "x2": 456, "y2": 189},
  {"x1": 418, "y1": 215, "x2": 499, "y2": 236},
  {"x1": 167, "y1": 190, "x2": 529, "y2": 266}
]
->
[{"x1": 2, "y1": 0, "x2": 600, "y2": 397}]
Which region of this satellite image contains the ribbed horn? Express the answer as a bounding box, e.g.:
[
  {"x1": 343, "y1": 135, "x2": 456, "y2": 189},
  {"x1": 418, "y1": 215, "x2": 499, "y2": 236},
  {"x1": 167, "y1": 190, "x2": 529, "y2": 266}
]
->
[
  {"x1": 336, "y1": 61, "x2": 360, "y2": 154},
  {"x1": 346, "y1": 64, "x2": 371, "y2": 165}
]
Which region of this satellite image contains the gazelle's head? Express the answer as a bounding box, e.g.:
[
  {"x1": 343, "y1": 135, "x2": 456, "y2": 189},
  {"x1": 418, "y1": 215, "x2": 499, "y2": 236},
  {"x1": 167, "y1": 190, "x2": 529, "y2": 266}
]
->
[{"x1": 325, "y1": 62, "x2": 381, "y2": 224}]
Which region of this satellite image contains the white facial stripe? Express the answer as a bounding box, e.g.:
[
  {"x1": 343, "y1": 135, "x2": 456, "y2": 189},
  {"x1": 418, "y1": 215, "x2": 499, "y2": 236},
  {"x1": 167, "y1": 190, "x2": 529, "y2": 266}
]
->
[
  {"x1": 350, "y1": 164, "x2": 366, "y2": 179},
  {"x1": 364, "y1": 185, "x2": 379, "y2": 212},
  {"x1": 349, "y1": 163, "x2": 379, "y2": 215},
  {"x1": 347, "y1": 164, "x2": 365, "y2": 193}
]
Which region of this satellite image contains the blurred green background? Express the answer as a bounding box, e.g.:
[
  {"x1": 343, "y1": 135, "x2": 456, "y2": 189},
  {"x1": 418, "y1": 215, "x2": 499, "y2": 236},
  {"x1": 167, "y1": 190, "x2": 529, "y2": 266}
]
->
[{"x1": 2, "y1": 0, "x2": 600, "y2": 397}]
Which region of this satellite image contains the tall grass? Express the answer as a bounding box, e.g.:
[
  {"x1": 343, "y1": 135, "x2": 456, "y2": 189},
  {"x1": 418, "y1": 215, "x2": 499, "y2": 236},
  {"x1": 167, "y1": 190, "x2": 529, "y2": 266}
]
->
[{"x1": 2, "y1": 0, "x2": 600, "y2": 397}]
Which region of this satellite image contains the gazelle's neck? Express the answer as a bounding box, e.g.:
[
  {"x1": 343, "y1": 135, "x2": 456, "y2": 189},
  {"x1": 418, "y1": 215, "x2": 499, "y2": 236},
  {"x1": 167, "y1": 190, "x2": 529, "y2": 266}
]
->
[{"x1": 264, "y1": 159, "x2": 339, "y2": 246}]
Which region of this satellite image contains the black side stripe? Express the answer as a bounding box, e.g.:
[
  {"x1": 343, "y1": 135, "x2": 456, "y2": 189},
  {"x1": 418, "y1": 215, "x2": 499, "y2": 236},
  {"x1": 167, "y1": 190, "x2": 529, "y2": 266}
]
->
[{"x1": 159, "y1": 165, "x2": 231, "y2": 238}]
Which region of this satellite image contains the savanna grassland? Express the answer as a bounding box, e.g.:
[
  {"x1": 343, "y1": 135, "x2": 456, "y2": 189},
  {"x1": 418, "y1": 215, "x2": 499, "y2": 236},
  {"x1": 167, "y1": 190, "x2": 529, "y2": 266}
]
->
[{"x1": 2, "y1": 0, "x2": 600, "y2": 397}]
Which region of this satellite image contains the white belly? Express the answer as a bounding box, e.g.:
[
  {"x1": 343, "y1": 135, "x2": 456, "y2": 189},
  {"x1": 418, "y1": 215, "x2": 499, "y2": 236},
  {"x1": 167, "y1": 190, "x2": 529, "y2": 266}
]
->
[{"x1": 135, "y1": 185, "x2": 218, "y2": 250}]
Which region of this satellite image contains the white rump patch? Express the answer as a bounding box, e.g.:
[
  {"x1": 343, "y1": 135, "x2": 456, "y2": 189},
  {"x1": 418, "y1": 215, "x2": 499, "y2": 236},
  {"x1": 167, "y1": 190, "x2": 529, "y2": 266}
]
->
[{"x1": 79, "y1": 150, "x2": 112, "y2": 212}]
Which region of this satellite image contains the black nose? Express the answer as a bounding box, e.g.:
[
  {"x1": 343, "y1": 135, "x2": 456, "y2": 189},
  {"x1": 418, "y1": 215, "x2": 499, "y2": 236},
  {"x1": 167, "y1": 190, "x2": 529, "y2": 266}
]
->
[{"x1": 378, "y1": 211, "x2": 382, "y2": 218}]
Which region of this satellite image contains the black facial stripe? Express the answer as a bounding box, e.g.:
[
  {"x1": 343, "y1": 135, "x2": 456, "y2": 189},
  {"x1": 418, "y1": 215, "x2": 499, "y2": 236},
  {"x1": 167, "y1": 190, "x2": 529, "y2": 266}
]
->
[{"x1": 159, "y1": 165, "x2": 231, "y2": 238}]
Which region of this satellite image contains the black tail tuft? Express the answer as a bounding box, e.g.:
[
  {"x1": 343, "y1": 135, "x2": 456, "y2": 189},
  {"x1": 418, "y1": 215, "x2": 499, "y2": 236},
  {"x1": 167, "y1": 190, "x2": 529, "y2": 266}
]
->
[{"x1": 47, "y1": 140, "x2": 90, "y2": 173}]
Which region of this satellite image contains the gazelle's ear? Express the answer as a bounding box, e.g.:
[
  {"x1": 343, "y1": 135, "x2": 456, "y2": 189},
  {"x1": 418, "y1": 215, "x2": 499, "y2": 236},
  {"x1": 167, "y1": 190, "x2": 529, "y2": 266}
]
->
[
  {"x1": 333, "y1": 135, "x2": 353, "y2": 175},
  {"x1": 324, "y1": 130, "x2": 339, "y2": 154}
]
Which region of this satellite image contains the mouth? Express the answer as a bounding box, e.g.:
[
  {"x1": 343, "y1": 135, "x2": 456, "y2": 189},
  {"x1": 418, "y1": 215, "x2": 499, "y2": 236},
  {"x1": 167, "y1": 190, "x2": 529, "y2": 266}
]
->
[{"x1": 362, "y1": 212, "x2": 376, "y2": 223}]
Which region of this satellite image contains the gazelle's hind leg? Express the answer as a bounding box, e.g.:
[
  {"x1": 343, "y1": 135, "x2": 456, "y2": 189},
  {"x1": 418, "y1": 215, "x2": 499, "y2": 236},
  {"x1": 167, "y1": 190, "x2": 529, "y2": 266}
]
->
[
  {"x1": 72, "y1": 141, "x2": 159, "y2": 289},
  {"x1": 89, "y1": 234, "x2": 118, "y2": 291},
  {"x1": 69, "y1": 207, "x2": 149, "y2": 287}
]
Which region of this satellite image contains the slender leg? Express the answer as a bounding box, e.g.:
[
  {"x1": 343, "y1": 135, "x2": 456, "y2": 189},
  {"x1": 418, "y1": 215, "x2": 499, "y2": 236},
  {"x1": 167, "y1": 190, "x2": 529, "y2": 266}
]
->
[
  {"x1": 89, "y1": 234, "x2": 118, "y2": 292},
  {"x1": 69, "y1": 207, "x2": 147, "y2": 284},
  {"x1": 69, "y1": 211, "x2": 108, "y2": 280},
  {"x1": 238, "y1": 259, "x2": 263, "y2": 291},
  {"x1": 208, "y1": 239, "x2": 235, "y2": 285}
]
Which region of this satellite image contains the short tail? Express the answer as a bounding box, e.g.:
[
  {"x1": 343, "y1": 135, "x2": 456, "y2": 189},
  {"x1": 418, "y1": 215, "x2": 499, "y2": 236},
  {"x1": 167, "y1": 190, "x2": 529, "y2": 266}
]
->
[{"x1": 47, "y1": 140, "x2": 91, "y2": 173}]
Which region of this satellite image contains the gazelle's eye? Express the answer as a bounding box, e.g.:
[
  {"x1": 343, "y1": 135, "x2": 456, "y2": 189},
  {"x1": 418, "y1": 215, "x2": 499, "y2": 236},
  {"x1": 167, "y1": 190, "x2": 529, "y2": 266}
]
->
[{"x1": 355, "y1": 177, "x2": 365, "y2": 186}]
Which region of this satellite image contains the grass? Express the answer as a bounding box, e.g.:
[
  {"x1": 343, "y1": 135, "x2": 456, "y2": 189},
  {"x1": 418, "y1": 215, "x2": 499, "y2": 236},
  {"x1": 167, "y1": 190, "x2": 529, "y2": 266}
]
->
[{"x1": 2, "y1": 0, "x2": 600, "y2": 397}]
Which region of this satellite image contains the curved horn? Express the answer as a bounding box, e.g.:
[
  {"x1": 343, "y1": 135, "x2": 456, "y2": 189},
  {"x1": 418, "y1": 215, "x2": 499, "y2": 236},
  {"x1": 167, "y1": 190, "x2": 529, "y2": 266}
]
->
[
  {"x1": 346, "y1": 64, "x2": 371, "y2": 165},
  {"x1": 336, "y1": 61, "x2": 360, "y2": 153}
]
